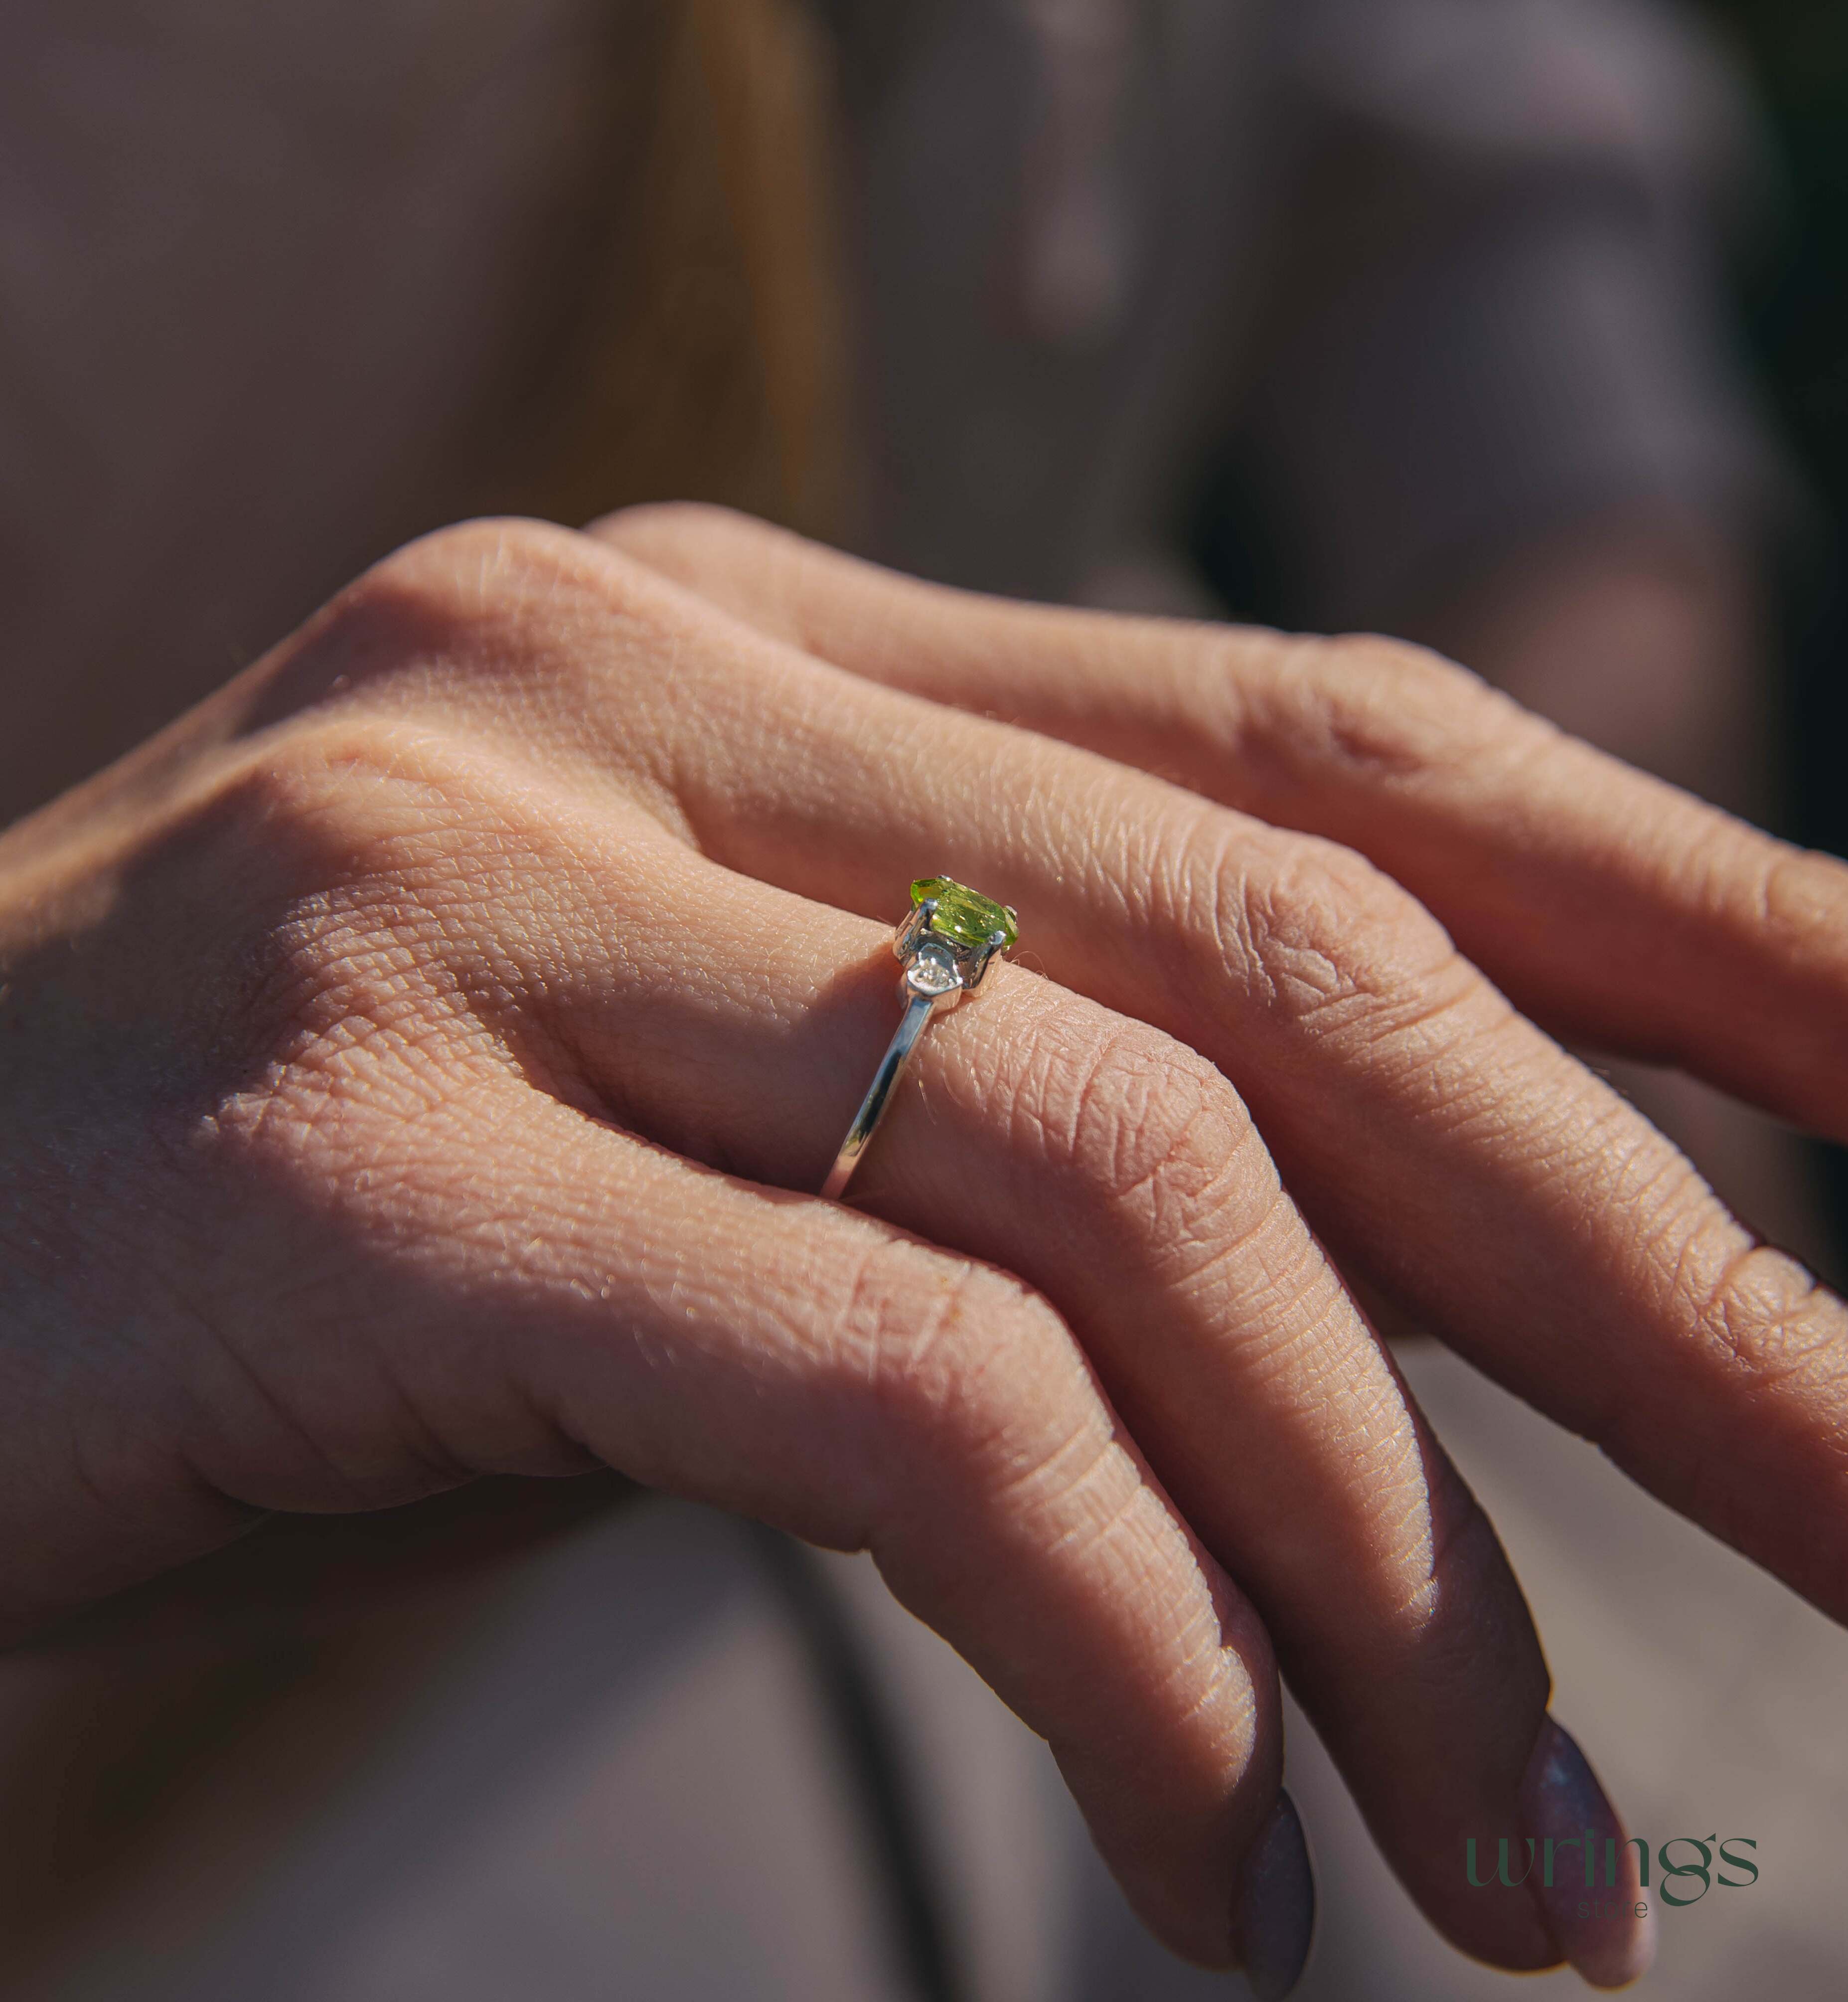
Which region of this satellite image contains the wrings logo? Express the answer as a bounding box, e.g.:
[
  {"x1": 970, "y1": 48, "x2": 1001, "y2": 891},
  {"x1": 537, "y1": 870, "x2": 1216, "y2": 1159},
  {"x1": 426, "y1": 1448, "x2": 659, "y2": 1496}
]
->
[{"x1": 1466, "y1": 1833, "x2": 1758, "y2": 1912}]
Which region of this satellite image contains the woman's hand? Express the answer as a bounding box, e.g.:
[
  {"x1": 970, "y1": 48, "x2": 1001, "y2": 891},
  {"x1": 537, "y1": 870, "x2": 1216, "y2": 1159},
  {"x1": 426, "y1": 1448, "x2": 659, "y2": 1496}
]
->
[{"x1": 4, "y1": 510, "x2": 1844, "y2": 1992}]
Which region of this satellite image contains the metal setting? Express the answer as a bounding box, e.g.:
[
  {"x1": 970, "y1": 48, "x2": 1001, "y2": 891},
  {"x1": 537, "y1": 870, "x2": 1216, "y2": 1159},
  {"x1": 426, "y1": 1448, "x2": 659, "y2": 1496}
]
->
[{"x1": 820, "y1": 884, "x2": 1018, "y2": 1202}]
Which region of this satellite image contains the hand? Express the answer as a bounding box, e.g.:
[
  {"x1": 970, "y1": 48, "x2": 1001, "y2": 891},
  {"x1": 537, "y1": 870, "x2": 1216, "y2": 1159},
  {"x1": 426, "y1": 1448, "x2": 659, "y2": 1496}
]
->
[{"x1": 3, "y1": 510, "x2": 1843, "y2": 1992}]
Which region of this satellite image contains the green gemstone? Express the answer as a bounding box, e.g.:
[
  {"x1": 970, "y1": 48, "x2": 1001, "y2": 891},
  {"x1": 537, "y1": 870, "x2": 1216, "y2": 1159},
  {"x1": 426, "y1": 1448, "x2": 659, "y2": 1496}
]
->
[{"x1": 910, "y1": 876, "x2": 1018, "y2": 951}]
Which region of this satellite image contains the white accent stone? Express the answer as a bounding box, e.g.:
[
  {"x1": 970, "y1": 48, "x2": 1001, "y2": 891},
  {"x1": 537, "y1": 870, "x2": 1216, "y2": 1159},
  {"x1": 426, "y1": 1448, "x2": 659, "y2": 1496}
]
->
[{"x1": 904, "y1": 946, "x2": 961, "y2": 996}]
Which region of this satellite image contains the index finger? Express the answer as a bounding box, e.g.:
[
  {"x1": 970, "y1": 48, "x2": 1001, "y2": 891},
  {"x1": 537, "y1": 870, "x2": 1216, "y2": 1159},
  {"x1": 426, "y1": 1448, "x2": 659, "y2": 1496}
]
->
[{"x1": 595, "y1": 503, "x2": 1848, "y2": 1144}]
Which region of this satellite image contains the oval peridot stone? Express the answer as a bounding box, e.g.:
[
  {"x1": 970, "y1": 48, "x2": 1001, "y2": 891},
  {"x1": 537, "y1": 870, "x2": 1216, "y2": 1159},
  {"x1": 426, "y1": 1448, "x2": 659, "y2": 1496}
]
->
[{"x1": 910, "y1": 876, "x2": 1017, "y2": 950}]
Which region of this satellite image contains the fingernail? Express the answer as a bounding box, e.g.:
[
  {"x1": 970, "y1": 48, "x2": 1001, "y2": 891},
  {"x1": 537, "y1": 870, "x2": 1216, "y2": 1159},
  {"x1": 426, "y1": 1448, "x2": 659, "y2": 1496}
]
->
[
  {"x1": 1230, "y1": 1789, "x2": 1316, "y2": 1999},
  {"x1": 1517, "y1": 1715, "x2": 1656, "y2": 1989}
]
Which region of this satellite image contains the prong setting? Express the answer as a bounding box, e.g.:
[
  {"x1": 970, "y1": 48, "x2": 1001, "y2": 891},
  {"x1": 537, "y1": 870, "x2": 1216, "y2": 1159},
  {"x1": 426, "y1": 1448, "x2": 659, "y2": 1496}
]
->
[
  {"x1": 894, "y1": 876, "x2": 1018, "y2": 998},
  {"x1": 826, "y1": 875, "x2": 1020, "y2": 1202}
]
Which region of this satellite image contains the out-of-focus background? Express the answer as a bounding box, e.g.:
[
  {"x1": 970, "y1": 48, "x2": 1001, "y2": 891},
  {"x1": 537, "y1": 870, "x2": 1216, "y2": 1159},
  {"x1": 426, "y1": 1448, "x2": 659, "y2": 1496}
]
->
[
  {"x1": 1698, "y1": 0, "x2": 1848, "y2": 1236},
  {"x1": 1, "y1": 3, "x2": 1845, "y2": 1998}
]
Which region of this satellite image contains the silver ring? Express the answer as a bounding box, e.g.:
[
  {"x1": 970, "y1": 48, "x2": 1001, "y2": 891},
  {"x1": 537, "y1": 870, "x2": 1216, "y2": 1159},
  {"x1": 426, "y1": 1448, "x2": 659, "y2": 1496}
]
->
[{"x1": 820, "y1": 876, "x2": 1019, "y2": 1202}]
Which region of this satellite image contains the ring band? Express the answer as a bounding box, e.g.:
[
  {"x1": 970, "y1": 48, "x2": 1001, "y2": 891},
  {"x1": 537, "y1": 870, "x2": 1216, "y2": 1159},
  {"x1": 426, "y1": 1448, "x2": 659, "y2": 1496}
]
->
[{"x1": 820, "y1": 876, "x2": 1019, "y2": 1202}]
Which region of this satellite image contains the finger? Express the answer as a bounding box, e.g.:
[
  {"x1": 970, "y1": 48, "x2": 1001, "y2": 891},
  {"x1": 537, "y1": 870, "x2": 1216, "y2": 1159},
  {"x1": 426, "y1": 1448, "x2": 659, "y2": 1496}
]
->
[
  {"x1": 594, "y1": 503, "x2": 1848, "y2": 1144},
  {"x1": 409, "y1": 766, "x2": 1576, "y2": 1979},
  {"x1": 524, "y1": 526, "x2": 1848, "y2": 1646},
  {"x1": 189, "y1": 1047, "x2": 1285, "y2": 1972}
]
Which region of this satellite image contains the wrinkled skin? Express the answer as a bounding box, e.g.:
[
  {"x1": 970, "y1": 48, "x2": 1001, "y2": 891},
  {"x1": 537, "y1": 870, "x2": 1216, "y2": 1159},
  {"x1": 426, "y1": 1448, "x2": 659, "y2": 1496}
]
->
[{"x1": 4, "y1": 505, "x2": 1846, "y2": 1983}]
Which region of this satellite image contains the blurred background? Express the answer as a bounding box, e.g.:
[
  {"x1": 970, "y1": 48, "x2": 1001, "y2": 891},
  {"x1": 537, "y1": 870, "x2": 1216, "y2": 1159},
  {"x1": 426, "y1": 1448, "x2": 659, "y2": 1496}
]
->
[
  {"x1": 1, "y1": 2, "x2": 1846, "y2": 1998},
  {"x1": 1699, "y1": 0, "x2": 1848, "y2": 1242}
]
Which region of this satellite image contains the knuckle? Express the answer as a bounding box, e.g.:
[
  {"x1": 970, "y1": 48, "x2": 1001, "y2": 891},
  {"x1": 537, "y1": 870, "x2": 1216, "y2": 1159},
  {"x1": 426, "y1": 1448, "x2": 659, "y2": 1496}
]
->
[
  {"x1": 308, "y1": 517, "x2": 572, "y2": 668},
  {"x1": 1188, "y1": 818, "x2": 1468, "y2": 1037},
  {"x1": 268, "y1": 516, "x2": 656, "y2": 717},
  {"x1": 838, "y1": 1235, "x2": 1053, "y2": 1427},
  {"x1": 1028, "y1": 1004, "x2": 1234, "y2": 1198},
  {"x1": 1677, "y1": 1250, "x2": 1848, "y2": 1610},
  {"x1": 1008, "y1": 997, "x2": 1282, "y2": 1273},
  {"x1": 251, "y1": 517, "x2": 724, "y2": 813},
  {"x1": 1266, "y1": 631, "x2": 1537, "y2": 782},
  {"x1": 834, "y1": 1234, "x2": 1100, "y2": 1506},
  {"x1": 342, "y1": 515, "x2": 588, "y2": 632},
  {"x1": 1756, "y1": 841, "x2": 1848, "y2": 957},
  {"x1": 1694, "y1": 1241, "x2": 1848, "y2": 1406},
  {"x1": 590, "y1": 498, "x2": 756, "y2": 551},
  {"x1": 1621, "y1": 1221, "x2": 1848, "y2": 1563}
]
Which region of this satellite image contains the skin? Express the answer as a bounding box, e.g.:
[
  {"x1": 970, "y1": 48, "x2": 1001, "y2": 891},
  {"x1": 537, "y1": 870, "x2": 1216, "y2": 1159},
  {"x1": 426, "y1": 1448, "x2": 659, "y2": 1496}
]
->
[{"x1": 3, "y1": 505, "x2": 1846, "y2": 1983}]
